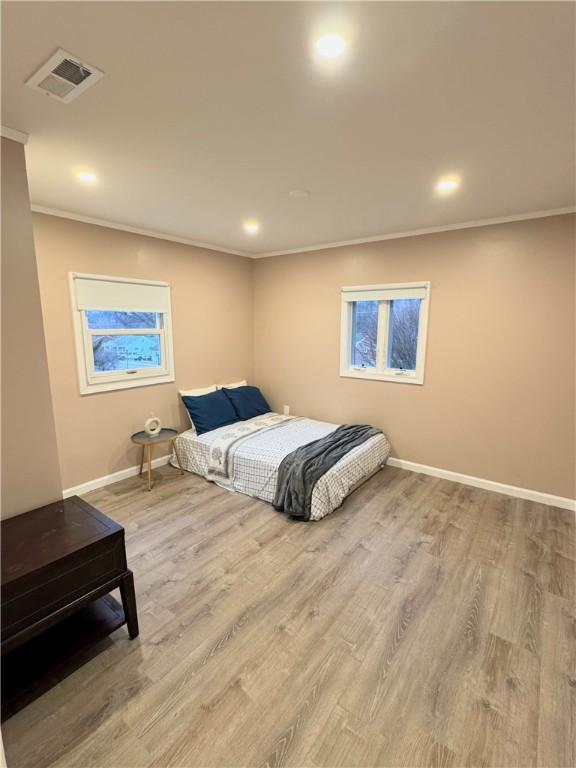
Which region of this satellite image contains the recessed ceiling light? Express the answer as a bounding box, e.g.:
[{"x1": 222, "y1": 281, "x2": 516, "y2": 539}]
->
[
  {"x1": 242, "y1": 219, "x2": 260, "y2": 235},
  {"x1": 288, "y1": 189, "x2": 310, "y2": 199},
  {"x1": 314, "y1": 34, "x2": 347, "y2": 59},
  {"x1": 76, "y1": 170, "x2": 98, "y2": 185},
  {"x1": 435, "y1": 175, "x2": 460, "y2": 195}
]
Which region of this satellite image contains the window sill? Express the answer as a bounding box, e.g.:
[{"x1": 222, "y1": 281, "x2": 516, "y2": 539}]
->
[
  {"x1": 79, "y1": 373, "x2": 175, "y2": 396},
  {"x1": 340, "y1": 368, "x2": 424, "y2": 385}
]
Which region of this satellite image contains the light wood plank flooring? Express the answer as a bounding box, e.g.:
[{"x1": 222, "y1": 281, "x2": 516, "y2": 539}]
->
[{"x1": 3, "y1": 465, "x2": 574, "y2": 768}]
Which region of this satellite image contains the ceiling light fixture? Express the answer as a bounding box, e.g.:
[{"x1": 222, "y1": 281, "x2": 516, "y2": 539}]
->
[
  {"x1": 76, "y1": 170, "x2": 98, "y2": 185},
  {"x1": 314, "y1": 34, "x2": 347, "y2": 59},
  {"x1": 435, "y1": 175, "x2": 460, "y2": 195},
  {"x1": 242, "y1": 219, "x2": 260, "y2": 235},
  {"x1": 288, "y1": 189, "x2": 310, "y2": 199}
]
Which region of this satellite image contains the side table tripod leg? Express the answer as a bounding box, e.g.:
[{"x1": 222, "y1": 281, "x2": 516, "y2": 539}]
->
[{"x1": 147, "y1": 444, "x2": 153, "y2": 491}]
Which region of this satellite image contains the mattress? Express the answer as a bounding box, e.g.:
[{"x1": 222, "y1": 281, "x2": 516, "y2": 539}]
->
[{"x1": 171, "y1": 414, "x2": 390, "y2": 521}]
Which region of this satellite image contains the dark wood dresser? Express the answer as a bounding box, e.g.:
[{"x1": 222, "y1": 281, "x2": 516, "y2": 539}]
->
[{"x1": 1, "y1": 495, "x2": 139, "y2": 720}]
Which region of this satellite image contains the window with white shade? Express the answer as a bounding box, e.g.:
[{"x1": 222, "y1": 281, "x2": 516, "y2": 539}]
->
[
  {"x1": 69, "y1": 273, "x2": 175, "y2": 395},
  {"x1": 340, "y1": 282, "x2": 430, "y2": 384}
]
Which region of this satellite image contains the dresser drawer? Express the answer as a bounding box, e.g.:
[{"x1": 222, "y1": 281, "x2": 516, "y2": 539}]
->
[{"x1": 1, "y1": 536, "x2": 126, "y2": 641}]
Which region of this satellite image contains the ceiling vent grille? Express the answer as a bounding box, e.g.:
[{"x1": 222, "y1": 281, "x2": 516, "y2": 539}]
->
[{"x1": 26, "y1": 49, "x2": 103, "y2": 103}]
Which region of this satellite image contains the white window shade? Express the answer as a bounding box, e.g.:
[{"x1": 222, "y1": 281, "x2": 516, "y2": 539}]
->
[
  {"x1": 73, "y1": 275, "x2": 171, "y2": 312},
  {"x1": 69, "y1": 272, "x2": 175, "y2": 395},
  {"x1": 342, "y1": 285, "x2": 427, "y2": 303}
]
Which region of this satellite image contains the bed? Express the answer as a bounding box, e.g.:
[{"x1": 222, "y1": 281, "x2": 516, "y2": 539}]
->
[{"x1": 171, "y1": 412, "x2": 390, "y2": 521}]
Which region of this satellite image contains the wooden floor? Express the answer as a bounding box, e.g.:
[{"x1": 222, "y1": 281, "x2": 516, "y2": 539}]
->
[{"x1": 3, "y1": 464, "x2": 575, "y2": 768}]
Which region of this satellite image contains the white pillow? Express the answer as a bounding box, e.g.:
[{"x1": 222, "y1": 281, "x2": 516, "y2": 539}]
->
[
  {"x1": 216, "y1": 380, "x2": 247, "y2": 390},
  {"x1": 180, "y1": 385, "x2": 217, "y2": 397},
  {"x1": 180, "y1": 385, "x2": 217, "y2": 430}
]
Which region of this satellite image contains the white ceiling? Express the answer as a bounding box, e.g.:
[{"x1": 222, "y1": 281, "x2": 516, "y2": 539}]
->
[{"x1": 2, "y1": 1, "x2": 574, "y2": 257}]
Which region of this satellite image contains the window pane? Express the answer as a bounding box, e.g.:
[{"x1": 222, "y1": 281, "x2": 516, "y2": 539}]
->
[
  {"x1": 92, "y1": 334, "x2": 161, "y2": 372},
  {"x1": 351, "y1": 301, "x2": 378, "y2": 367},
  {"x1": 387, "y1": 299, "x2": 421, "y2": 370},
  {"x1": 86, "y1": 310, "x2": 160, "y2": 329}
]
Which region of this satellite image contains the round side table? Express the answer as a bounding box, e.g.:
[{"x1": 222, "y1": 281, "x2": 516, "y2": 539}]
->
[{"x1": 130, "y1": 428, "x2": 184, "y2": 491}]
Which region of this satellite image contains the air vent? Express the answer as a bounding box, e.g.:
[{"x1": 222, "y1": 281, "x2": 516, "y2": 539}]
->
[{"x1": 26, "y1": 48, "x2": 103, "y2": 103}]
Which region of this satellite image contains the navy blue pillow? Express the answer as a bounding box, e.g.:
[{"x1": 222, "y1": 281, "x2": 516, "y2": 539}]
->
[
  {"x1": 182, "y1": 390, "x2": 239, "y2": 435},
  {"x1": 223, "y1": 385, "x2": 271, "y2": 420}
]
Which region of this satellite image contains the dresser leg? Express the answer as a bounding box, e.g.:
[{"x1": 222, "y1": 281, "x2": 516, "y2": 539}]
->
[{"x1": 120, "y1": 570, "x2": 139, "y2": 639}]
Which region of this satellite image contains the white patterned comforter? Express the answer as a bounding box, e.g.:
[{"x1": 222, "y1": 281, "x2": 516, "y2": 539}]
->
[{"x1": 171, "y1": 414, "x2": 390, "y2": 521}]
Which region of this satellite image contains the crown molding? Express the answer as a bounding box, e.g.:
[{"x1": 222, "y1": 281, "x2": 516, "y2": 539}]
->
[
  {"x1": 1, "y1": 126, "x2": 29, "y2": 144},
  {"x1": 30, "y1": 204, "x2": 575, "y2": 260},
  {"x1": 30, "y1": 206, "x2": 251, "y2": 258},
  {"x1": 252, "y1": 207, "x2": 576, "y2": 258}
]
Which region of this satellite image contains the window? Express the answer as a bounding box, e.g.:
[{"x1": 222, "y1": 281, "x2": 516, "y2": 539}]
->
[
  {"x1": 70, "y1": 273, "x2": 175, "y2": 394},
  {"x1": 340, "y1": 282, "x2": 430, "y2": 384}
]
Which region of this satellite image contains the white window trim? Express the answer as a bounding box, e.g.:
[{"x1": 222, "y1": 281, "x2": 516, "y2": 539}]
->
[
  {"x1": 340, "y1": 281, "x2": 430, "y2": 385},
  {"x1": 69, "y1": 272, "x2": 175, "y2": 395}
]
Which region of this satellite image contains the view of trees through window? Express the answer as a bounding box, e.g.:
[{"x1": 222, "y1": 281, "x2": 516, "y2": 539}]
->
[
  {"x1": 387, "y1": 299, "x2": 420, "y2": 370},
  {"x1": 86, "y1": 311, "x2": 159, "y2": 329},
  {"x1": 86, "y1": 311, "x2": 162, "y2": 372},
  {"x1": 351, "y1": 299, "x2": 420, "y2": 370},
  {"x1": 351, "y1": 301, "x2": 378, "y2": 367}
]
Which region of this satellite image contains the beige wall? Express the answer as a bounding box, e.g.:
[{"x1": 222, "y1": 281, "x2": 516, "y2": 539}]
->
[
  {"x1": 32, "y1": 211, "x2": 575, "y2": 499},
  {"x1": 253, "y1": 214, "x2": 575, "y2": 499},
  {"x1": 1, "y1": 138, "x2": 62, "y2": 516},
  {"x1": 33, "y1": 213, "x2": 253, "y2": 490}
]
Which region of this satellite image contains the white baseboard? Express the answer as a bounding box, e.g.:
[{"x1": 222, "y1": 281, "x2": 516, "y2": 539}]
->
[
  {"x1": 386, "y1": 457, "x2": 576, "y2": 512},
  {"x1": 63, "y1": 455, "x2": 171, "y2": 498},
  {"x1": 62, "y1": 451, "x2": 575, "y2": 513}
]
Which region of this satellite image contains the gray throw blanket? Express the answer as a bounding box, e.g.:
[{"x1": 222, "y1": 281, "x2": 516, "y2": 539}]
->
[{"x1": 273, "y1": 424, "x2": 382, "y2": 520}]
